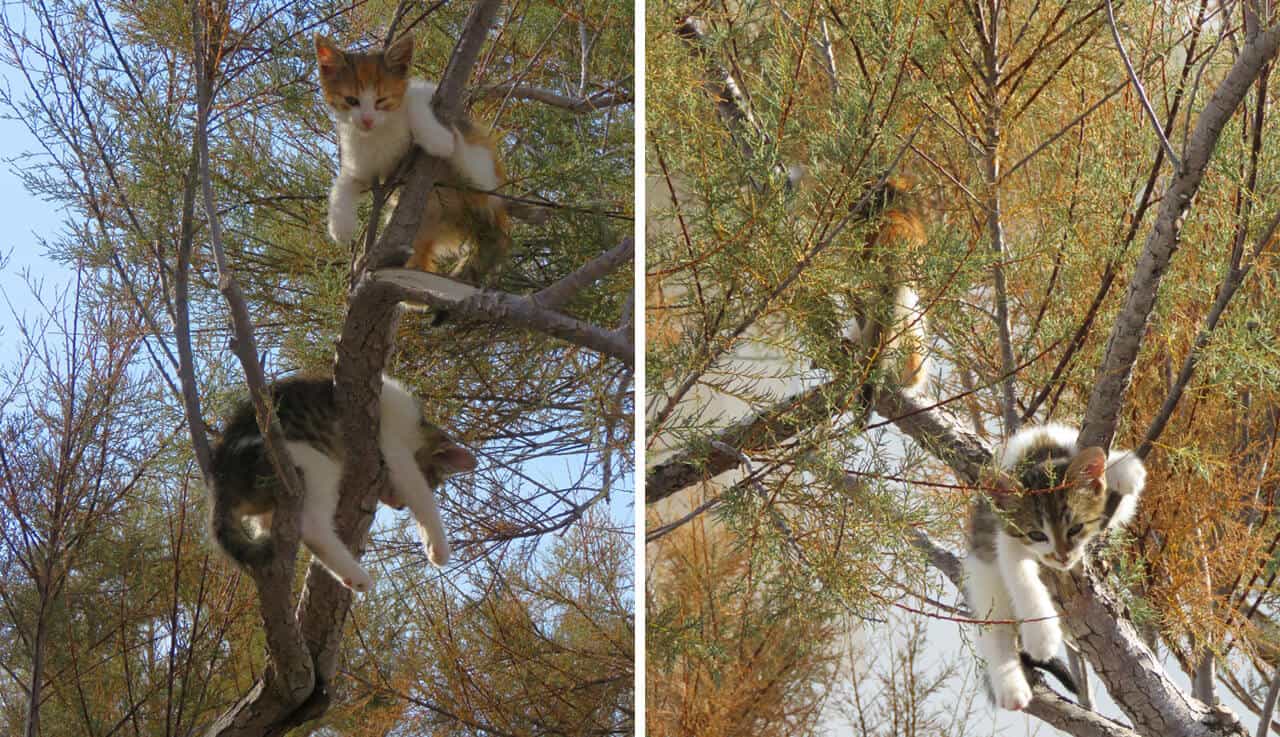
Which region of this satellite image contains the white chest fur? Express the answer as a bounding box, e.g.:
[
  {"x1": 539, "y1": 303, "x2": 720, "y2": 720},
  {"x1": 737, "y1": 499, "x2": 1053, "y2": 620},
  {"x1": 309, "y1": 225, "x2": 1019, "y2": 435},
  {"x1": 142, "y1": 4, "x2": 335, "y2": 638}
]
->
[{"x1": 338, "y1": 113, "x2": 412, "y2": 184}]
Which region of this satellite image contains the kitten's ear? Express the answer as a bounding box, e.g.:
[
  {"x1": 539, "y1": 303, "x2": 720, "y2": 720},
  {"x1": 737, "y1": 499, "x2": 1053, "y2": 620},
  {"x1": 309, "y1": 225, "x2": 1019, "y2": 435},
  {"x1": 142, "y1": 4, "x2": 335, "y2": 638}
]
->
[
  {"x1": 434, "y1": 441, "x2": 477, "y2": 475},
  {"x1": 384, "y1": 33, "x2": 415, "y2": 75},
  {"x1": 1067, "y1": 446, "x2": 1107, "y2": 492},
  {"x1": 315, "y1": 34, "x2": 344, "y2": 78}
]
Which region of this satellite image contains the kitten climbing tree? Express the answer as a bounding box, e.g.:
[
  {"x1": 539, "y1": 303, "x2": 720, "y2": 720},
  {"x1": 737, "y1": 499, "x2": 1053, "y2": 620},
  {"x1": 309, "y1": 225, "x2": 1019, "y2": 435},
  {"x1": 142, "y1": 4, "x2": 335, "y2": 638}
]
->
[
  {"x1": 647, "y1": 2, "x2": 1280, "y2": 736},
  {"x1": 184, "y1": 1, "x2": 631, "y2": 733},
  {"x1": 0, "y1": 0, "x2": 633, "y2": 735}
]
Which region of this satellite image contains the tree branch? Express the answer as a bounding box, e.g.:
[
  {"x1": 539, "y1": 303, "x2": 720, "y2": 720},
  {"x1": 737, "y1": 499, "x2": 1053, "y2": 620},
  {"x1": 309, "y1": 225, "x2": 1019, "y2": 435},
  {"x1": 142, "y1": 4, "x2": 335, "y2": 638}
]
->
[
  {"x1": 1104, "y1": 0, "x2": 1183, "y2": 169},
  {"x1": 206, "y1": 2, "x2": 505, "y2": 734},
  {"x1": 872, "y1": 389, "x2": 991, "y2": 486},
  {"x1": 1078, "y1": 22, "x2": 1280, "y2": 451},
  {"x1": 533, "y1": 238, "x2": 633, "y2": 310},
  {"x1": 373, "y1": 269, "x2": 633, "y2": 365},
  {"x1": 1025, "y1": 682, "x2": 1142, "y2": 737},
  {"x1": 646, "y1": 380, "x2": 864, "y2": 504},
  {"x1": 480, "y1": 82, "x2": 632, "y2": 112},
  {"x1": 190, "y1": 4, "x2": 316, "y2": 733}
]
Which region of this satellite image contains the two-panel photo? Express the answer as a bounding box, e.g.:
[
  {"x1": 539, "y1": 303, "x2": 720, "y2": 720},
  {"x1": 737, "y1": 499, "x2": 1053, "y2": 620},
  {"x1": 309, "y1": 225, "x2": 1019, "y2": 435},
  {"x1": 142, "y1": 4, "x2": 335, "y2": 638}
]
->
[{"x1": 0, "y1": 1, "x2": 1276, "y2": 736}]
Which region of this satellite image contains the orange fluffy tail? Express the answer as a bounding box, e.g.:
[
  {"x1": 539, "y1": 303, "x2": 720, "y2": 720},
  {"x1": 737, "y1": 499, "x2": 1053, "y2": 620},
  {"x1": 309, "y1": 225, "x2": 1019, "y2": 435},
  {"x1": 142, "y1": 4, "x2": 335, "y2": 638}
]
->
[{"x1": 407, "y1": 118, "x2": 512, "y2": 285}]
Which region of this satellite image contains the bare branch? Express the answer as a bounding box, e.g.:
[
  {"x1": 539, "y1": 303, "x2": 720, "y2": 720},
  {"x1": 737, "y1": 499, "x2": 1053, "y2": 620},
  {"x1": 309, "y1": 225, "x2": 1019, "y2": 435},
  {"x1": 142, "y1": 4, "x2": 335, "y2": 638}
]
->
[
  {"x1": 646, "y1": 380, "x2": 864, "y2": 505},
  {"x1": 190, "y1": 3, "x2": 315, "y2": 732},
  {"x1": 374, "y1": 269, "x2": 634, "y2": 365},
  {"x1": 1257, "y1": 666, "x2": 1280, "y2": 737},
  {"x1": 873, "y1": 389, "x2": 992, "y2": 486},
  {"x1": 533, "y1": 238, "x2": 634, "y2": 310},
  {"x1": 479, "y1": 82, "x2": 632, "y2": 112},
  {"x1": 1079, "y1": 22, "x2": 1280, "y2": 451},
  {"x1": 1104, "y1": 0, "x2": 1183, "y2": 169},
  {"x1": 1025, "y1": 682, "x2": 1142, "y2": 737}
]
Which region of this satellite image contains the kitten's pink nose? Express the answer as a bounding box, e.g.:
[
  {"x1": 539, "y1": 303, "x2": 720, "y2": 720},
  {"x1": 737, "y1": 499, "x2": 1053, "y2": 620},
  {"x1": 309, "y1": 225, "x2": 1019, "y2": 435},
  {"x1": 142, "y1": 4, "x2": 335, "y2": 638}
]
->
[{"x1": 360, "y1": 115, "x2": 374, "y2": 129}]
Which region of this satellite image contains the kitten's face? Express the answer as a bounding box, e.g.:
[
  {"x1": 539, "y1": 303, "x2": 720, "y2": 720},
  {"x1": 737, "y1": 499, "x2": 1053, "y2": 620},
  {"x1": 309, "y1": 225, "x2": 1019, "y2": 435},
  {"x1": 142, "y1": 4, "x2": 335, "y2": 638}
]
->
[
  {"x1": 315, "y1": 34, "x2": 413, "y2": 135},
  {"x1": 993, "y1": 446, "x2": 1108, "y2": 571}
]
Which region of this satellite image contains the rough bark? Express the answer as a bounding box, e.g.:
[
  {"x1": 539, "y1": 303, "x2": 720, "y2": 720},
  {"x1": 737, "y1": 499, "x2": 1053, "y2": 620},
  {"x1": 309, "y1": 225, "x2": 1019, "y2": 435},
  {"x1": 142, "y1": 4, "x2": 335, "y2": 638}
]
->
[
  {"x1": 373, "y1": 266, "x2": 634, "y2": 365},
  {"x1": 645, "y1": 381, "x2": 864, "y2": 504},
  {"x1": 481, "y1": 82, "x2": 632, "y2": 112},
  {"x1": 1078, "y1": 22, "x2": 1280, "y2": 451}
]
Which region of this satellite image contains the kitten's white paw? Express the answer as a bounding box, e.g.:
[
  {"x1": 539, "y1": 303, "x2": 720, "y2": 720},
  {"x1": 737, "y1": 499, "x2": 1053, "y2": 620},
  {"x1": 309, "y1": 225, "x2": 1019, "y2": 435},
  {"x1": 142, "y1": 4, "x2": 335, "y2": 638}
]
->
[
  {"x1": 342, "y1": 569, "x2": 374, "y2": 593},
  {"x1": 427, "y1": 539, "x2": 451, "y2": 567},
  {"x1": 420, "y1": 128, "x2": 455, "y2": 158},
  {"x1": 992, "y1": 670, "x2": 1033, "y2": 711},
  {"x1": 1020, "y1": 618, "x2": 1063, "y2": 661},
  {"x1": 328, "y1": 206, "x2": 357, "y2": 243}
]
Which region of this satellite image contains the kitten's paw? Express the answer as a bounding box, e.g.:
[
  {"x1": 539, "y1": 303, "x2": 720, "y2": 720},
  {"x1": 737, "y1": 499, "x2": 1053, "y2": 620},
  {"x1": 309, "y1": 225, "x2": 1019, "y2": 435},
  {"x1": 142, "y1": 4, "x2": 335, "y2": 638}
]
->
[
  {"x1": 992, "y1": 671, "x2": 1033, "y2": 711},
  {"x1": 1020, "y1": 618, "x2": 1063, "y2": 661},
  {"x1": 427, "y1": 539, "x2": 451, "y2": 567},
  {"x1": 342, "y1": 569, "x2": 374, "y2": 593},
  {"x1": 328, "y1": 207, "x2": 357, "y2": 243},
  {"x1": 419, "y1": 128, "x2": 455, "y2": 158}
]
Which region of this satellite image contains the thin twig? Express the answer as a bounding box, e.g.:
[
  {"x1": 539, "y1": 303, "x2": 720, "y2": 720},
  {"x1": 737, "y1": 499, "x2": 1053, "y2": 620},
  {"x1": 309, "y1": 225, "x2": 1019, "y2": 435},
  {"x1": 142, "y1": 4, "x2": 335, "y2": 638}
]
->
[{"x1": 1105, "y1": 0, "x2": 1183, "y2": 169}]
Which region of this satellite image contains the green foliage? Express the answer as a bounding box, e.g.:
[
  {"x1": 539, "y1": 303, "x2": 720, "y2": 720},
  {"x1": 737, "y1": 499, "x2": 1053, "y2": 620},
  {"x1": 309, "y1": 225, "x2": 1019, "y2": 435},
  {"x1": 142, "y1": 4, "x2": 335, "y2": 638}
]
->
[
  {"x1": 648, "y1": 0, "x2": 1280, "y2": 731},
  {"x1": 0, "y1": 0, "x2": 633, "y2": 733}
]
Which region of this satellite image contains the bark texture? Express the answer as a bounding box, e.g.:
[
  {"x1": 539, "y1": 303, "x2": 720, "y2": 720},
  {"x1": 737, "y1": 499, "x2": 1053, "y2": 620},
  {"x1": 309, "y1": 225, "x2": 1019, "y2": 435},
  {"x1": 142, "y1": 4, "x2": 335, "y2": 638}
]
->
[{"x1": 1078, "y1": 22, "x2": 1280, "y2": 451}]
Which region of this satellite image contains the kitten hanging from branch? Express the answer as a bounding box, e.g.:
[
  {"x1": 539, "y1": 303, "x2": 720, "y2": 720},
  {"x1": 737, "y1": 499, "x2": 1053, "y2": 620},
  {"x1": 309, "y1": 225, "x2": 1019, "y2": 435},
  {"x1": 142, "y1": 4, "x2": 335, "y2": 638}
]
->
[
  {"x1": 316, "y1": 33, "x2": 519, "y2": 302},
  {"x1": 964, "y1": 423, "x2": 1146, "y2": 710},
  {"x1": 840, "y1": 176, "x2": 930, "y2": 395},
  {"x1": 208, "y1": 375, "x2": 476, "y2": 592}
]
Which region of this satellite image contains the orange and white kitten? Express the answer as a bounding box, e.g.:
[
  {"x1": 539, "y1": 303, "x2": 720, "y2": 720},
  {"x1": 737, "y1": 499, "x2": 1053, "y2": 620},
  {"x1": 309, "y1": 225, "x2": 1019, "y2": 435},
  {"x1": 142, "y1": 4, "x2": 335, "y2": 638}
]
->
[{"x1": 316, "y1": 33, "x2": 511, "y2": 283}]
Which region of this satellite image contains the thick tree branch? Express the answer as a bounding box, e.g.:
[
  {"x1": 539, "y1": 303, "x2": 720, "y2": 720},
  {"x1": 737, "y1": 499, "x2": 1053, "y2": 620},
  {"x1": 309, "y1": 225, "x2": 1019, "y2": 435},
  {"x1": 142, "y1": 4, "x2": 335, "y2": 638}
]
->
[
  {"x1": 374, "y1": 269, "x2": 633, "y2": 365},
  {"x1": 207, "y1": 2, "x2": 504, "y2": 734},
  {"x1": 1078, "y1": 22, "x2": 1280, "y2": 451},
  {"x1": 1025, "y1": 682, "x2": 1142, "y2": 737},
  {"x1": 190, "y1": 5, "x2": 316, "y2": 733},
  {"x1": 1051, "y1": 566, "x2": 1247, "y2": 737},
  {"x1": 873, "y1": 388, "x2": 993, "y2": 487},
  {"x1": 646, "y1": 380, "x2": 864, "y2": 504}
]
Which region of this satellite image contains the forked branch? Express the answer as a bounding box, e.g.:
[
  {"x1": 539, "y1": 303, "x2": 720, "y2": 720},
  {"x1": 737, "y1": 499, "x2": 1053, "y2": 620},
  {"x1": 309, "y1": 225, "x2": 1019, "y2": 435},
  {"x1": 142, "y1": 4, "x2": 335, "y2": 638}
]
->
[{"x1": 1078, "y1": 21, "x2": 1280, "y2": 451}]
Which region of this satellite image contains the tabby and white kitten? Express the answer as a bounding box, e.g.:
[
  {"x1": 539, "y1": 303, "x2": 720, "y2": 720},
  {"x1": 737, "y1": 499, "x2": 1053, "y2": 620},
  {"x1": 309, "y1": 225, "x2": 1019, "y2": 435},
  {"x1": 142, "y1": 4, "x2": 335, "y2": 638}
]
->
[
  {"x1": 315, "y1": 33, "x2": 512, "y2": 286},
  {"x1": 964, "y1": 423, "x2": 1146, "y2": 710},
  {"x1": 209, "y1": 375, "x2": 475, "y2": 593}
]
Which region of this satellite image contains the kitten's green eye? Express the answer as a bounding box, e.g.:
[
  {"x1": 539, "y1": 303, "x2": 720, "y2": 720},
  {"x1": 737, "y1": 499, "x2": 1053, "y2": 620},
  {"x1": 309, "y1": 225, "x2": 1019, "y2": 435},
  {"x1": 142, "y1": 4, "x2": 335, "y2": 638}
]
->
[
  {"x1": 1068, "y1": 523, "x2": 1084, "y2": 537},
  {"x1": 376, "y1": 97, "x2": 388, "y2": 105},
  {"x1": 1028, "y1": 531, "x2": 1048, "y2": 542},
  {"x1": 343, "y1": 96, "x2": 359, "y2": 106}
]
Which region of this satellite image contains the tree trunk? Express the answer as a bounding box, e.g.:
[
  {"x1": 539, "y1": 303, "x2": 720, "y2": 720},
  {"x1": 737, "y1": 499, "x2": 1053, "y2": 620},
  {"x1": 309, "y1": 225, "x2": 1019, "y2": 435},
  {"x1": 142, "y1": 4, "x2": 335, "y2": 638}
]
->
[{"x1": 23, "y1": 593, "x2": 48, "y2": 737}]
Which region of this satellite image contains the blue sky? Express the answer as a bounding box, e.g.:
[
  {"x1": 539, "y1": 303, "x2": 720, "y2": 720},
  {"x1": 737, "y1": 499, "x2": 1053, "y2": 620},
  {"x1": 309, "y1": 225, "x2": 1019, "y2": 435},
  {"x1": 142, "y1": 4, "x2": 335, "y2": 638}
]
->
[{"x1": 0, "y1": 64, "x2": 72, "y2": 354}]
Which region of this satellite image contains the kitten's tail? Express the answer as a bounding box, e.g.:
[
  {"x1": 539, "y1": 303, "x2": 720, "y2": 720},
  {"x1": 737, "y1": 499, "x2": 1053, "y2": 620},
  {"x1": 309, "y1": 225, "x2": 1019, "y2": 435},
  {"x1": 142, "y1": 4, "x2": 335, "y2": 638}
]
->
[
  {"x1": 1020, "y1": 652, "x2": 1079, "y2": 696},
  {"x1": 209, "y1": 481, "x2": 274, "y2": 569}
]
